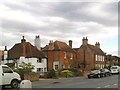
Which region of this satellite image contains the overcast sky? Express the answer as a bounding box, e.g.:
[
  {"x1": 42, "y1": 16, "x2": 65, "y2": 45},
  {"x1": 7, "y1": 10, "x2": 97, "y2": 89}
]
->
[{"x1": 0, "y1": 0, "x2": 119, "y2": 56}]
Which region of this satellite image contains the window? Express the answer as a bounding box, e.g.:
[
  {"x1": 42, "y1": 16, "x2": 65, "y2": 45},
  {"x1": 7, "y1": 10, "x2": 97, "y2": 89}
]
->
[
  {"x1": 55, "y1": 65, "x2": 59, "y2": 70},
  {"x1": 44, "y1": 68, "x2": 47, "y2": 72},
  {"x1": 2, "y1": 66, "x2": 13, "y2": 73},
  {"x1": 37, "y1": 68, "x2": 43, "y2": 72},
  {"x1": 102, "y1": 56, "x2": 104, "y2": 61},
  {"x1": 98, "y1": 55, "x2": 100, "y2": 61},
  {"x1": 96, "y1": 55, "x2": 98, "y2": 61},
  {"x1": 64, "y1": 52, "x2": 66, "y2": 59},
  {"x1": 70, "y1": 53, "x2": 73, "y2": 60},
  {"x1": 53, "y1": 61, "x2": 59, "y2": 71},
  {"x1": 101, "y1": 56, "x2": 102, "y2": 61},
  {"x1": 37, "y1": 58, "x2": 42, "y2": 63}
]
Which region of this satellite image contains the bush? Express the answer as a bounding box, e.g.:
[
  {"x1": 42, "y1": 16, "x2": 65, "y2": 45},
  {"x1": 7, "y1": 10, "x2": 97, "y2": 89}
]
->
[
  {"x1": 48, "y1": 69, "x2": 56, "y2": 79},
  {"x1": 69, "y1": 68, "x2": 81, "y2": 76},
  {"x1": 104, "y1": 66, "x2": 111, "y2": 70},
  {"x1": 60, "y1": 70, "x2": 73, "y2": 78},
  {"x1": 14, "y1": 62, "x2": 35, "y2": 80}
]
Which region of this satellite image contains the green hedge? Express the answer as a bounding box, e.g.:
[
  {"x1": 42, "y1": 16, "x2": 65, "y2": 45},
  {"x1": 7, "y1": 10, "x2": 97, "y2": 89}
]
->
[{"x1": 60, "y1": 70, "x2": 74, "y2": 78}]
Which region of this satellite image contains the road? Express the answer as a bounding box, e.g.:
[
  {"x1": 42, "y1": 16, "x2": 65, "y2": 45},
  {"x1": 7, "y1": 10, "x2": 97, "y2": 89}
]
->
[
  {"x1": 32, "y1": 75, "x2": 119, "y2": 89},
  {"x1": 3, "y1": 75, "x2": 119, "y2": 89}
]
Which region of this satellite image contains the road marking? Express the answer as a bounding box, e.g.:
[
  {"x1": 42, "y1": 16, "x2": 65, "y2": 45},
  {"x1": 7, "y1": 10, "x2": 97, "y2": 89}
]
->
[{"x1": 104, "y1": 85, "x2": 110, "y2": 88}]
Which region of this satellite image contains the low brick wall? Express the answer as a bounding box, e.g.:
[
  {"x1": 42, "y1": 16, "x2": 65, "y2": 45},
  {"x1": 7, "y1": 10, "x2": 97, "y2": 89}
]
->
[{"x1": 20, "y1": 73, "x2": 40, "y2": 81}]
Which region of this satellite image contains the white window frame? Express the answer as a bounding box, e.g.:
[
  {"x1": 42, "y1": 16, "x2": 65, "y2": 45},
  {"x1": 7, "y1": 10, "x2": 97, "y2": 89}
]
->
[
  {"x1": 96, "y1": 55, "x2": 98, "y2": 61},
  {"x1": 70, "y1": 53, "x2": 73, "y2": 60},
  {"x1": 64, "y1": 52, "x2": 66, "y2": 59}
]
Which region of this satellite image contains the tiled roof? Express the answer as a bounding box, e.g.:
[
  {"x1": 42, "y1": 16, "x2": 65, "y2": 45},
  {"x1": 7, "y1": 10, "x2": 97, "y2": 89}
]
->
[
  {"x1": 8, "y1": 42, "x2": 45, "y2": 60},
  {"x1": 80, "y1": 44, "x2": 105, "y2": 55},
  {"x1": 73, "y1": 48, "x2": 79, "y2": 52},
  {"x1": 0, "y1": 50, "x2": 3, "y2": 60},
  {"x1": 43, "y1": 40, "x2": 75, "y2": 52}
]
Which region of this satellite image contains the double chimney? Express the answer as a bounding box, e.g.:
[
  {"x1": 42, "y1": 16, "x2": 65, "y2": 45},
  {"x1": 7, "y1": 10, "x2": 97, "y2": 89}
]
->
[
  {"x1": 82, "y1": 37, "x2": 88, "y2": 45},
  {"x1": 82, "y1": 37, "x2": 100, "y2": 48},
  {"x1": 95, "y1": 42, "x2": 100, "y2": 48}
]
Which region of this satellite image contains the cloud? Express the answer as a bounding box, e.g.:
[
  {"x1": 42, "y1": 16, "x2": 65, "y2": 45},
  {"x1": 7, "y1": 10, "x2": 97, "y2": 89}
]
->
[{"x1": 0, "y1": 1, "x2": 118, "y2": 56}]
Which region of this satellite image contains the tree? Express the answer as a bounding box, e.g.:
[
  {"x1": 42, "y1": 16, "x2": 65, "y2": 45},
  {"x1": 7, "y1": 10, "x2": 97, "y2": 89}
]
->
[{"x1": 14, "y1": 62, "x2": 34, "y2": 74}]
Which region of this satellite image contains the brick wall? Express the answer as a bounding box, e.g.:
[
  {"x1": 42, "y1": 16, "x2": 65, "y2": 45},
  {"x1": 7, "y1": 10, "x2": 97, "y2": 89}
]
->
[{"x1": 47, "y1": 50, "x2": 77, "y2": 70}]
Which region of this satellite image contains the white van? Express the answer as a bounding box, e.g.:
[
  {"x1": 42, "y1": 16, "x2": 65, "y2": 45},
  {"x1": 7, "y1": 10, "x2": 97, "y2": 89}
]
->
[
  {"x1": 110, "y1": 66, "x2": 120, "y2": 74},
  {"x1": 0, "y1": 65, "x2": 21, "y2": 88}
]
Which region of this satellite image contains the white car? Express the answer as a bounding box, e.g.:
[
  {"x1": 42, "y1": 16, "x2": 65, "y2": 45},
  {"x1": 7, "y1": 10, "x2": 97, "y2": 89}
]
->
[
  {"x1": 0, "y1": 65, "x2": 21, "y2": 88},
  {"x1": 110, "y1": 66, "x2": 120, "y2": 74}
]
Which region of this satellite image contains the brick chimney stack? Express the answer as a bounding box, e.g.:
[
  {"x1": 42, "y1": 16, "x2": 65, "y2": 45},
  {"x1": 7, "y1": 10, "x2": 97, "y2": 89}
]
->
[
  {"x1": 95, "y1": 42, "x2": 100, "y2": 48},
  {"x1": 21, "y1": 36, "x2": 26, "y2": 43},
  {"x1": 69, "y1": 40, "x2": 72, "y2": 48},
  {"x1": 82, "y1": 37, "x2": 88, "y2": 45},
  {"x1": 21, "y1": 36, "x2": 26, "y2": 56}
]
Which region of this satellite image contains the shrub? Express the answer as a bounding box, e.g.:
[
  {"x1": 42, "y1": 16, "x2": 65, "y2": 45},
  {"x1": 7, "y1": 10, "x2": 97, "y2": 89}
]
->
[
  {"x1": 69, "y1": 68, "x2": 81, "y2": 76},
  {"x1": 48, "y1": 69, "x2": 56, "y2": 79},
  {"x1": 14, "y1": 62, "x2": 35, "y2": 80},
  {"x1": 60, "y1": 70, "x2": 73, "y2": 78},
  {"x1": 104, "y1": 66, "x2": 111, "y2": 70}
]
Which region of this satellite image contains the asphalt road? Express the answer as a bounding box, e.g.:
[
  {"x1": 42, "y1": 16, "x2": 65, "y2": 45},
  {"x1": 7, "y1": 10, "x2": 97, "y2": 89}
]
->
[
  {"x1": 32, "y1": 74, "x2": 119, "y2": 89},
  {"x1": 3, "y1": 75, "x2": 119, "y2": 89}
]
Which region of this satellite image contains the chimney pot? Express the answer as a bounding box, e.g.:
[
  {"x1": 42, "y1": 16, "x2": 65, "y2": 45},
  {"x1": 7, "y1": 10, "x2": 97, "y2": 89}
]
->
[
  {"x1": 69, "y1": 40, "x2": 72, "y2": 48},
  {"x1": 4, "y1": 46, "x2": 7, "y2": 51},
  {"x1": 21, "y1": 36, "x2": 26, "y2": 43},
  {"x1": 82, "y1": 37, "x2": 88, "y2": 45}
]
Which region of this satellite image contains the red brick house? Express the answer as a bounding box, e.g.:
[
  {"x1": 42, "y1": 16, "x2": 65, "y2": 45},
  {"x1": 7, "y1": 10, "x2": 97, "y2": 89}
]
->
[
  {"x1": 42, "y1": 40, "x2": 77, "y2": 70},
  {"x1": 76, "y1": 37, "x2": 106, "y2": 71},
  {"x1": 0, "y1": 50, "x2": 3, "y2": 64}
]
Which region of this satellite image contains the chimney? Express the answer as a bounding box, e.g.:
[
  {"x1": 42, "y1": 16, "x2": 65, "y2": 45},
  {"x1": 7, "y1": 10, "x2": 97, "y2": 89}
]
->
[
  {"x1": 49, "y1": 40, "x2": 53, "y2": 45},
  {"x1": 49, "y1": 40, "x2": 54, "y2": 50},
  {"x1": 34, "y1": 35, "x2": 41, "y2": 50},
  {"x1": 21, "y1": 36, "x2": 26, "y2": 43},
  {"x1": 69, "y1": 40, "x2": 72, "y2": 48},
  {"x1": 95, "y1": 42, "x2": 100, "y2": 48},
  {"x1": 4, "y1": 46, "x2": 7, "y2": 51},
  {"x1": 82, "y1": 37, "x2": 88, "y2": 45},
  {"x1": 21, "y1": 36, "x2": 26, "y2": 56},
  {"x1": 4, "y1": 46, "x2": 8, "y2": 62}
]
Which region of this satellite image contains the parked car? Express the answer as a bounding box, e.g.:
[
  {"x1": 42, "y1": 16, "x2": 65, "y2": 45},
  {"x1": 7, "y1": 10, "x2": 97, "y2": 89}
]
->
[
  {"x1": 0, "y1": 65, "x2": 21, "y2": 88},
  {"x1": 110, "y1": 66, "x2": 120, "y2": 74},
  {"x1": 100, "y1": 69, "x2": 111, "y2": 76},
  {"x1": 87, "y1": 70, "x2": 104, "y2": 79}
]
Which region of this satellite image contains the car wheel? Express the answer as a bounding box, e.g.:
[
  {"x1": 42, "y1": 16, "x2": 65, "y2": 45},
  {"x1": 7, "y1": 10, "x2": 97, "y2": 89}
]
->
[
  {"x1": 104, "y1": 74, "x2": 107, "y2": 77},
  {"x1": 1, "y1": 85, "x2": 5, "y2": 89},
  {"x1": 11, "y1": 80, "x2": 19, "y2": 88},
  {"x1": 88, "y1": 76, "x2": 91, "y2": 79}
]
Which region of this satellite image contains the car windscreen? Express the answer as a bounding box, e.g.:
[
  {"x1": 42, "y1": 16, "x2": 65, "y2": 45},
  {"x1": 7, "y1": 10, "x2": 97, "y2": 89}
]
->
[{"x1": 111, "y1": 67, "x2": 117, "y2": 69}]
